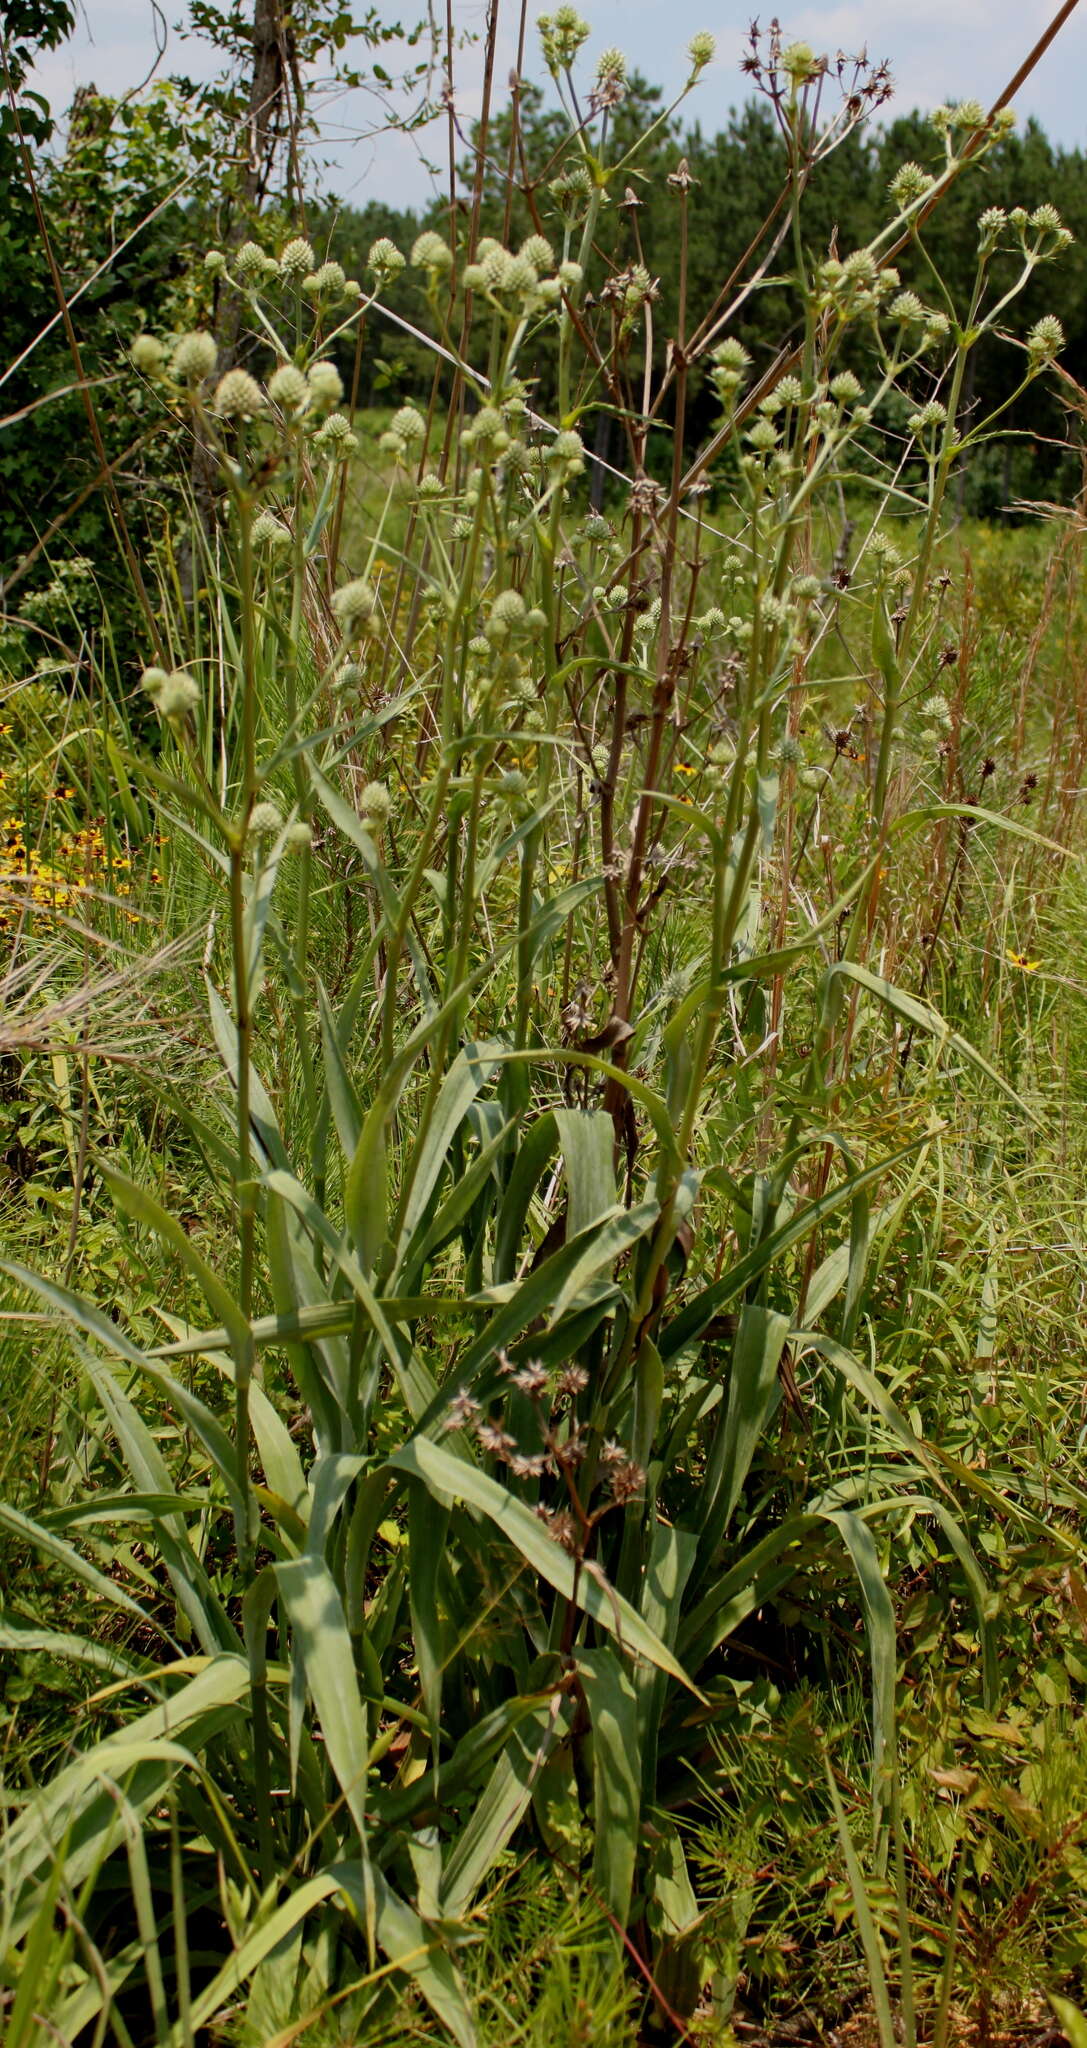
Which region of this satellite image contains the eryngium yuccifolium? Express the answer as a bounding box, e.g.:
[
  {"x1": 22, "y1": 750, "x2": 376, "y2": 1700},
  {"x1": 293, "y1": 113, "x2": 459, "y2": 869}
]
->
[
  {"x1": 368, "y1": 236, "x2": 406, "y2": 274},
  {"x1": 889, "y1": 162, "x2": 932, "y2": 206},
  {"x1": 687, "y1": 30, "x2": 715, "y2": 68},
  {"x1": 286, "y1": 820, "x2": 312, "y2": 849},
  {"x1": 549, "y1": 428, "x2": 584, "y2": 465},
  {"x1": 360, "y1": 780, "x2": 392, "y2": 825},
  {"x1": 130, "y1": 333, "x2": 165, "y2": 373},
  {"x1": 171, "y1": 331, "x2": 217, "y2": 382},
  {"x1": 1027, "y1": 314, "x2": 1065, "y2": 361},
  {"x1": 279, "y1": 235, "x2": 316, "y2": 277},
  {"x1": 775, "y1": 374, "x2": 804, "y2": 405},
  {"x1": 777, "y1": 733, "x2": 804, "y2": 766},
  {"x1": 978, "y1": 205, "x2": 1007, "y2": 242},
  {"x1": 793, "y1": 574, "x2": 822, "y2": 601},
  {"x1": 318, "y1": 411, "x2": 354, "y2": 443},
  {"x1": 889, "y1": 289, "x2": 926, "y2": 325},
  {"x1": 307, "y1": 360, "x2": 344, "y2": 408},
  {"x1": 249, "y1": 800, "x2": 283, "y2": 837},
  {"x1": 251, "y1": 511, "x2": 291, "y2": 549},
  {"x1": 922, "y1": 692, "x2": 952, "y2": 725},
  {"x1": 953, "y1": 98, "x2": 985, "y2": 129},
  {"x1": 713, "y1": 336, "x2": 751, "y2": 370},
  {"x1": 830, "y1": 371, "x2": 863, "y2": 404},
  {"x1": 268, "y1": 362, "x2": 309, "y2": 410},
  {"x1": 390, "y1": 405, "x2": 426, "y2": 443},
  {"x1": 781, "y1": 40, "x2": 818, "y2": 82},
  {"x1": 1030, "y1": 203, "x2": 1069, "y2": 236},
  {"x1": 489, "y1": 589, "x2": 527, "y2": 629},
  {"x1": 303, "y1": 260, "x2": 346, "y2": 295},
  {"x1": 203, "y1": 248, "x2": 227, "y2": 277},
  {"x1": 909, "y1": 399, "x2": 948, "y2": 433},
  {"x1": 411, "y1": 230, "x2": 453, "y2": 273},
  {"x1": 331, "y1": 578, "x2": 378, "y2": 633},
  {"x1": 142, "y1": 666, "x2": 199, "y2": 719},
  {"x1": 212, "y1": 369, "x2": 264, "y2": 417},
  {"x1": 746, "y1": 417, "x2": 778, "y2": 451},
  {"x1": 235, "y1": 240, "x2": 266, "y2": 280},
  {"x1": 557, "y1": 259, "x2": 583, "y2": 290},
  {"x1": 520, "y1": 233, "x2": 554, "y2": 269},
  {"x1": 596, "y1": 45, "x2": 627, "y2": 83}
]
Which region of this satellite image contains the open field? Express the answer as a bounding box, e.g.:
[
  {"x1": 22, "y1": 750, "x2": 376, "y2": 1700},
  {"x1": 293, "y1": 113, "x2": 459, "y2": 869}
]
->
[{"x1": 4, "y1": 10, "x2": 1087, "y2": 2044}]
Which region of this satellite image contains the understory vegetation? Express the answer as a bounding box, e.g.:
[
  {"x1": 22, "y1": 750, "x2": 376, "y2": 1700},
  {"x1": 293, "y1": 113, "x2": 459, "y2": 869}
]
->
[{"x1": 4, "y1": 5, "x2": 1087, "y2": 2042}]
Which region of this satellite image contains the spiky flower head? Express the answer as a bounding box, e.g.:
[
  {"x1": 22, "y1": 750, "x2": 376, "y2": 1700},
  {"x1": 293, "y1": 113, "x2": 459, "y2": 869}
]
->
[
  {"x1": 549, "y1": 427, "x2": 584, "y2": 467},
  {"x1": 279, "y1": 235, "x2": 316, "y2": 277},
  {"x1": 307, "y1": 360, "x2": 344, "y2": 409},
  {"x1": 1030, "y1": 202, "x2": 1070, "y2": 241},
  {"x1": 249, "y1": 800, "x2": 283, "y2": 838},
  {"x1": 212, "y1": 368, "x2": 264, "y2": 417},
  {"x1": 889, "y1": 289, "x2": 926, "y2": 326},
  {"x1": 538, "y1": 5, "x2": 591, "y2": 70},
  {"x1": 978, "y1": 205, "x2": 1007, "y2": 250},
  {"x1": 830, "y1": 371, "x2": 863, "y2": 404},
  {"x1": 595, "y1": 45, "x2": 627, "y2": 90},
  {"x1": 251, "y1": 511, "x2": 291, "y2": 550},
  {"x1": 775, "y1": 374, "x2": 804, "y2": 405},
  {"x1": 687, "y1": 30, "x2": 715, "y2": 70},
  {"x1": 235, "y1": 240, "x2": 266, "y2": 281},
  {"x1": 952, "y1": 98, "x2": 985, "y2": 129},
  {"x1": 130, "y1": 332, "x2": 164, "y2": 373},
  {"x1": 332, "y1": 578, "x2": 378, "y2": 634},
  {"x1": 520, "y1": 233, "x2": 554, "y2": 269},
  {"x1": 490, "y1": 589, "x2": 527, "y2": 629},
  {"x1": 360, "y1": 780, "x2": 392, "y2": 826},
  {"x1": 889, "y1": 162, "x2": 931, "y2": 207},
  {"x1": 781, "y1": 41, "x2": 819, "y2": 84},
  {"x1": 746, "y1": 417, "x2": 778, "y2": 451},
  {"x1": 368, "y1": 236, "x2": 406, "y2": 276},
  {"x1": 171, "y1": 331, "x2": 217, "y2": 383},
  {"x1": 411, "y1": 230, "x2": 454, "y2": 274},
  {"x1": 286, "y1": 820, "x2": 312, "y2": 849},
  {"x1": 908, "y1": 399, "x2": 948, "y2": 435},
  {"x1": 303, "y1": 260, "x2": 346, "y2": 296},
  {"x1": 390, "y1": 405, "x2": 426, "y2": 444},
  {"x1": 557, "y1": 259, "x2": 584, "y2": 291},
  {"x1": 203, "y1": 249, "x2": 227, "y2": 277},
  {"x1": 921, "y1": 692, "x2": 951, "y2": 726},
  {"x1": 713, "y1": 336, "x2": 751, "y2": 371},
  {"x1": 142, "y1": 665, "x2": 200, "y2": 721},
  {"x1": 268, "y1": 362, "x2": 309, "y2": 410},
  {"x1": 1026, "y1": 314, "x2": 1065, "y2": 362}
]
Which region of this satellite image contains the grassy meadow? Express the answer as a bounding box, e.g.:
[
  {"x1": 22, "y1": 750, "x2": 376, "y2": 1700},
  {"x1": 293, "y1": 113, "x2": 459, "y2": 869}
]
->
[{"x1": 5, "y1": 16, "x2": 1087, "y2": 2046}]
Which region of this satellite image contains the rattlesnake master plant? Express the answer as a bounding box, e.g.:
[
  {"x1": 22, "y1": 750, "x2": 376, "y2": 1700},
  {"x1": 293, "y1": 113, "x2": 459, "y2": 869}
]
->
[{"x1": 1, "y1": 16, "x2": 1076, "y2": 2044}]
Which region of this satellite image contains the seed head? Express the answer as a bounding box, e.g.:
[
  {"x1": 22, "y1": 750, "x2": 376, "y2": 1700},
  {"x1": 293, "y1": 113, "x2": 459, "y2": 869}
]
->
[
  {"x1": 390, "y1": 405, "x2": 426, "y2": 444},
  {"x1": 171, "y1": 331, "x2": 217, "y2": 383},
  {"x1": 212, "y1": 368, "x2": 264, "y2": 417},
  {"x1": 557, "y1": 259, "x2": 584, "y2": 290},
  {"x1": 781, "y1": 40, "x2": 819, "y2": 84},
  {"x1": 830, "y1": 371, "x2": 863, "y2": 404},
  {"x1": 889, "y1": 289, "x2": 926, "y2": 326},
  {"x1": 489, "y1": 588, "x2": 527, "y2": 629}
]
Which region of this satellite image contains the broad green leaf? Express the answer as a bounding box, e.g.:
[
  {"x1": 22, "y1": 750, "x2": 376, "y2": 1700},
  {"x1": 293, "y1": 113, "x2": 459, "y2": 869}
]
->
[
  {"x1": 697, "y1": 1306, "x2": 790, "y2": 1562},
  {"x1": 576, "y1": 1647, "x2": 640, "y2": 1925},
  {"x1": 440, "y1": 1705, "x2": 557, "y2": 1918},
  {"x1": 554, "y1": 1108, "x2": 616, "y2": 1239},
  {"x1": 275, "y1": 1556, "x2": 373, "y2": 1918},
  {"x1": 388, "y1": 1438, "x2": 700, "y2": 1693},
  {"x1": 827, "y1": 960, "x2": 1037, "y2": 1121}
]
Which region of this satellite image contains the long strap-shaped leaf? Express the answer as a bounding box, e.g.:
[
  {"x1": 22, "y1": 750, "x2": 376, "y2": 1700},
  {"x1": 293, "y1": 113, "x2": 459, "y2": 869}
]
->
[{"x1": 388, "y1": 1437, "x2": 701, "y2": 1694}]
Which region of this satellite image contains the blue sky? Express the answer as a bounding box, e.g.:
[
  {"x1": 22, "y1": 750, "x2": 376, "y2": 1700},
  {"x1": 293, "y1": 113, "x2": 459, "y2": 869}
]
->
[{"x1": 32, "y1": 0, "x2": 1087, "y2": 210}]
